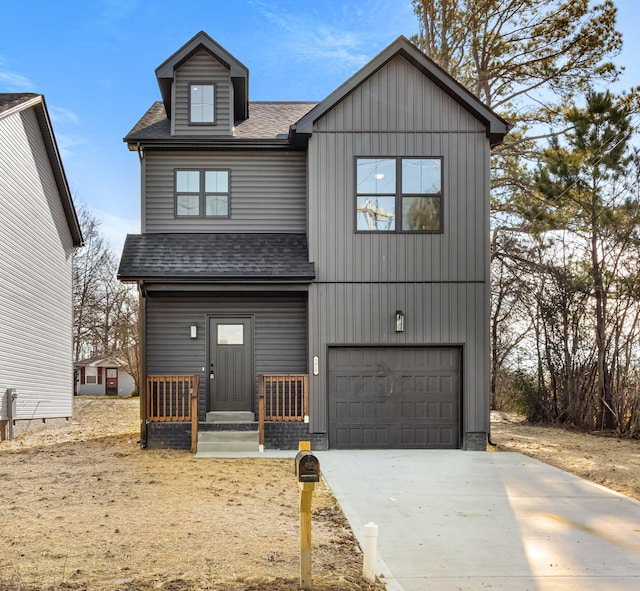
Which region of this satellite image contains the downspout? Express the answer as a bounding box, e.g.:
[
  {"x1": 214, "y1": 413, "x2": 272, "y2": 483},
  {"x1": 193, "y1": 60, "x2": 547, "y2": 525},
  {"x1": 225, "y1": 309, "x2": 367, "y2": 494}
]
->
[{"x1": 139, "y1": 283, "x2": 148, "y2": 448}]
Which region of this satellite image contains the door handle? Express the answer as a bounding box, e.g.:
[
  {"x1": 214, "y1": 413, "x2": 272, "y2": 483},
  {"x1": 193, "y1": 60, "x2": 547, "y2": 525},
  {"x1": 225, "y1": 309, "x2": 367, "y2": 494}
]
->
[{"x1": 210, "y1": 373, "x2": 215, "y2": 380}]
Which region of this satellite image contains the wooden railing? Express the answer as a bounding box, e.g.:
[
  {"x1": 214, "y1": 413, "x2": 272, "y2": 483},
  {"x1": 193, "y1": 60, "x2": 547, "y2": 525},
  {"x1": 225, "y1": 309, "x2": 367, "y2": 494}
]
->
[
  {"x1": 258, "y1": 374, "x2": 308, "y2": 447},
  {"x1": 146, "y1": 374, "x2": 199, "y2": 452}
]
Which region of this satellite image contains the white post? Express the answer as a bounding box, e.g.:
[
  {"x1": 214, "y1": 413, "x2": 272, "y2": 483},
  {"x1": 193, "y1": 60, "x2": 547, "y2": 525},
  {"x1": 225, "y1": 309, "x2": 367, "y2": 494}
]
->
[{"x1": 362, "y1": 521, "x2": 379, "y2": 583}]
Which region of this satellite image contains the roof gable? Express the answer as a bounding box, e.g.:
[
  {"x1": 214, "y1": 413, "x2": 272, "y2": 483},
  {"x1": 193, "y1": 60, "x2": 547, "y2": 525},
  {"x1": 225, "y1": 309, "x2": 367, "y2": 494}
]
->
[
  {"x1": 0, "y1": 93, "x2": 83, "y2": 246},
  {"x1": 155, "y1": 31, "x2": 249, "y2": 122},
  {"x1": 291, "y1": 36, "x2": 511, "y2": 148}
]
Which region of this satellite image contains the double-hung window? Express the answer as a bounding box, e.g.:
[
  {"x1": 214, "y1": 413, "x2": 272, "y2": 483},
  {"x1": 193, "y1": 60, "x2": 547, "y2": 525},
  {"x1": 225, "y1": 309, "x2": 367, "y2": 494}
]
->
[
  {"x1": 175, "y1": 169, "x2": 230, "y2": 217},
  {"x1": 189, "y1": 83, "x2": 215, "y2": 124},
  {"x1": 356, "y1": 157, "x2": 443, "y2": 232}
]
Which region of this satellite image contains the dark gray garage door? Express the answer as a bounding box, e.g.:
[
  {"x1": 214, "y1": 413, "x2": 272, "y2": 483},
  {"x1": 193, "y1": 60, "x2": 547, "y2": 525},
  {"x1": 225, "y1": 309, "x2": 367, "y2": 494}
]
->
[{"x1": 328, "y1": 347, "x2": 461, "y2": 449}]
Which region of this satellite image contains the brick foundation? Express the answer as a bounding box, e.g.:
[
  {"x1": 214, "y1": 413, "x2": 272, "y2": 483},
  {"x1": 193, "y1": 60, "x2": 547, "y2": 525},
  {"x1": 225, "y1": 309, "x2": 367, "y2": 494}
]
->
[
  {"x1": 463, "y1": 432, "x2": 487, "y2": 451},
  {"x1": 144, "y1": 421, "x2": 328, "y2": 451}
]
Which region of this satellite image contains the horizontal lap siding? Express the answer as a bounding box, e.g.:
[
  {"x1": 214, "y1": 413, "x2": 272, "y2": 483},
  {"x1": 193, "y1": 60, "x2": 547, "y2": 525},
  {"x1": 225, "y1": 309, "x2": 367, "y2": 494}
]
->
[
  {"x1": 0, "y1": 109, "x2": 75, "y2": 420},
  {"x1": 173, "y1": 49, "x2": 233, "y2": 136},
  {"x1": 145, "y1": 295, "x2": 308, "y2": 415},
  {"x1": 144, "y1": 150, "x2": 306, "y2": 233}
]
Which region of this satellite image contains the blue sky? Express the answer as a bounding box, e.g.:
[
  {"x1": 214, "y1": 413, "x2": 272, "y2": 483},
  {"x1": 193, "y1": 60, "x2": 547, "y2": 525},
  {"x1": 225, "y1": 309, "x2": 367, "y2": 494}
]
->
[{"x1": 1, "y1": 0, "x2": 638, "y2": 253}]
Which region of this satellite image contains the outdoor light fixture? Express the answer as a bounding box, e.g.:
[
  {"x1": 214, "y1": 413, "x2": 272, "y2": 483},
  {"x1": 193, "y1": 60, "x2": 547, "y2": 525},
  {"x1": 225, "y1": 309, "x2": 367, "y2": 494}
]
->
[
  {"x1": 190, "y1": 325, "x2": 197, "y2": 339},
  {"x1": 395, "y1": 311, "x2": 405, "y2": 333}
]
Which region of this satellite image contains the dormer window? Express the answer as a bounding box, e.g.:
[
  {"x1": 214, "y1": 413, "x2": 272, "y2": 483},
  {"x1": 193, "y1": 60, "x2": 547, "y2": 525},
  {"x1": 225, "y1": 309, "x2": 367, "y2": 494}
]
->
[{"x1": 190, "y1": 83, "x2": 215, "y2": 124}]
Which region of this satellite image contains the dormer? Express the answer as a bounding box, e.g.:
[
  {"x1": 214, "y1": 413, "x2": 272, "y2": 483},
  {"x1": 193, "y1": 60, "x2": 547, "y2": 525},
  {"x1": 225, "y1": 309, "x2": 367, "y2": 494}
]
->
[{"x1": 154, "y1": 31, "x2": 249, "y2": 136}]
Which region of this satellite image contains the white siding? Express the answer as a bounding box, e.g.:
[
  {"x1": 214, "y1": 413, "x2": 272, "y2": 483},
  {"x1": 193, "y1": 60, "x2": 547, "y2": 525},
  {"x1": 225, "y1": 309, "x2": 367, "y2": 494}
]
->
[
  {"x1": 76, "y1": 368, "x2": 135, "y2": 397},
  {"x1": 0, "y1": 108, "x2": 75, "y2": 420}
]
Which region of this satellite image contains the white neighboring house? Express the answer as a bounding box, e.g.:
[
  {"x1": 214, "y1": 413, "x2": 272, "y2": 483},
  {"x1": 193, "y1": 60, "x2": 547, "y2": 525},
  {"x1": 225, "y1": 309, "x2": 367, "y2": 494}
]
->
[
  {"x1": 75, "y1": 357, "x2": 135, "y2": 397},
  {"x1": 0, "y1": 93, "x2": 83, "y2": 437}
]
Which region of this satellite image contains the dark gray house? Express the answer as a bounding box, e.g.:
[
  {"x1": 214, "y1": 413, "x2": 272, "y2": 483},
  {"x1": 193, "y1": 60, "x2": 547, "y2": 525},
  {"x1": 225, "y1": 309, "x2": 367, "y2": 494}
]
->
[{"x1": 119, "y1": 32, "x2": 510, "y2": 451}]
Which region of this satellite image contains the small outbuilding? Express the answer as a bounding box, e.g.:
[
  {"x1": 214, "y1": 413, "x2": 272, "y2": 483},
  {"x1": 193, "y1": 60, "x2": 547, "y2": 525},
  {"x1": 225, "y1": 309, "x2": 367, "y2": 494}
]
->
[{"x1": 75, "y1": 357, "x2": 135, "y2": 397}]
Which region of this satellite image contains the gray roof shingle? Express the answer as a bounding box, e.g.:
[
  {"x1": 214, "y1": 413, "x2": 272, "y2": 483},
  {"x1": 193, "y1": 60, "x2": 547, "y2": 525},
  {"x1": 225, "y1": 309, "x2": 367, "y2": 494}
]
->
[
  {"x1": 118, "y1": 233, "x2": 315, "y2": 281},
  {"x1": 124, "y1": 101, "x2": 316, "y2": 142},
  {"x1": 0, "y1": 93, "x2": 38, "y2": 115}
]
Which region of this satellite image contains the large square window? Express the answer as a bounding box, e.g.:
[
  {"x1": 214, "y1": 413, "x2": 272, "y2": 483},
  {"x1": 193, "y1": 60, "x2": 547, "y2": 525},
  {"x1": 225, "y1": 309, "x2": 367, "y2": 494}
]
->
[
  {"x1": 190, "y1": 83, "x2": 215, "y2": 124},
  {"x1": 356, "y1": 157, "x2": 442, "y2": 233},
  {"x1": 175, "y1": 169, "x2": 230, "y2": 218}
]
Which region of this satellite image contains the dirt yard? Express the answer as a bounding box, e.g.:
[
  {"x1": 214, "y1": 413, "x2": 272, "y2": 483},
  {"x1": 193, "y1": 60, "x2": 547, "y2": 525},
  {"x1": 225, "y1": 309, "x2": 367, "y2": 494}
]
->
[
  {"x1": 2, "y1": 400, "x2": 639, "y2": 591},
  {"x1": 0, "y1": 398, "x2": 384, "y2": 591},
  {"x1": 491, "y1": 411, "x2": 640, "y2": 501}
]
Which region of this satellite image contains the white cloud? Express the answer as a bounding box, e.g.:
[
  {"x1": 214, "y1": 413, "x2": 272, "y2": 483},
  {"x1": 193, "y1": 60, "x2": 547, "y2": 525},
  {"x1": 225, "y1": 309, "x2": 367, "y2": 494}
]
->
[
  {"x1": 54, "y1": 132, "x2": 85, "y2": 160},
  {"x1": 0, "y1": 57, "x2": 34, "y2": 91},
  {"x1": 90, "y1": 208, "x2": 140, "y2": 255},
  {"x1": 49, "y1": 105, "x2": 81, "y2": 125}
]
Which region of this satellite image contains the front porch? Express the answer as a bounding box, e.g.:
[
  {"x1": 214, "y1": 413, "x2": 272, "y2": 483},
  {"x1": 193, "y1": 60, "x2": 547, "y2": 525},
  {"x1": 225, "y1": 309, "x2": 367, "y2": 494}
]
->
[{"x1": 143, "y1": 373, "x2": 327, "y2": 451}]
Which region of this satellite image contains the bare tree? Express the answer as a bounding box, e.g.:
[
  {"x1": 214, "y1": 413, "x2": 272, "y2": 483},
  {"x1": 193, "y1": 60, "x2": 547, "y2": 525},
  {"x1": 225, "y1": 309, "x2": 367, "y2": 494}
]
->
[{"x1": 73, "y1": 205, "x2": 140, "y2": 393}]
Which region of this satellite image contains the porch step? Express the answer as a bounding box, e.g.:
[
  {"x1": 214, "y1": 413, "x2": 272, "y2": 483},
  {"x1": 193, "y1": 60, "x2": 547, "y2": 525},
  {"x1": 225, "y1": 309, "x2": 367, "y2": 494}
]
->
[
  {"x1": 206, "y1": 411, "x2": 255, "y2": 423},
  {"x1": 196, "y1": 430, "x2": 260, "y2": 454}
]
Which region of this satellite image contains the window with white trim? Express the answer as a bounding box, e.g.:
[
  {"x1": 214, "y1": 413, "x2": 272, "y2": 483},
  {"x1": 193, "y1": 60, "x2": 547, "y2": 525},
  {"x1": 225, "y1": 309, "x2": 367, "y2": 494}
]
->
[
  {"x1": 85, "y1": 367, "x2": 97, "y2": 384},
  {"x1": 356, "y1": 157, "x2": 443, "y2": 232},
  {"x1": 175, "y1": 169, "x2": 230, "y2": 217},
  {"x1": 190, "y1": 83, "x2": 215, "y2": 124}
]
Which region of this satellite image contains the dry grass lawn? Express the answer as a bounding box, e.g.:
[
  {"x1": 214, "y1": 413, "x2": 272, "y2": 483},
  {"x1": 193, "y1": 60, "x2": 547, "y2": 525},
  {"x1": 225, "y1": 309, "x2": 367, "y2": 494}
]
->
[
  {"x1": 2, "y1": 399, "x2": 639, "y2": 590},
  {"x1": 0, "y1": 398, "x2": 384, "y2": 591}
]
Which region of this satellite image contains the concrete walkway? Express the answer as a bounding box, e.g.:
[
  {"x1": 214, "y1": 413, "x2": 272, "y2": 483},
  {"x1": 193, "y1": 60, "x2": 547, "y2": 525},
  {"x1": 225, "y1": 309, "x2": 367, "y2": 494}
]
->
[{"x1": 316, "y1": 450, "x2": 640, "y2": 591}]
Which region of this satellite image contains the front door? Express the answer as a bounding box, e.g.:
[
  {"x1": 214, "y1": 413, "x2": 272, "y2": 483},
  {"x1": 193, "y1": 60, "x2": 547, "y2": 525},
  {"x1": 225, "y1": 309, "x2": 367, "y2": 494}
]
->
[
  {"x1": 105, "y1": 368, "x2": 118, "y2": 395},
  {"x1": 208, "y1": 317, "x2": 253, "y2": 411}
]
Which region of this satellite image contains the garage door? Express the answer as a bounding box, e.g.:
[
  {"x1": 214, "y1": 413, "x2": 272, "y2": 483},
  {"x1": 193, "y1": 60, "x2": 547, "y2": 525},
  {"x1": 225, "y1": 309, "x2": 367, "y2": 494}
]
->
[{"x1": 328, "y1": 347, "x2": 461, "y2": 449}]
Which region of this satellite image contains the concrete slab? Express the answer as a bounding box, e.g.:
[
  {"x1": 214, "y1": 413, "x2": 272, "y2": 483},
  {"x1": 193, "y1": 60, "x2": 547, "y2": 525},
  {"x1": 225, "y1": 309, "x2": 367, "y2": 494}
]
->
[{"x1": 316, "y1": 450, "x2": 640, "y2": 591}]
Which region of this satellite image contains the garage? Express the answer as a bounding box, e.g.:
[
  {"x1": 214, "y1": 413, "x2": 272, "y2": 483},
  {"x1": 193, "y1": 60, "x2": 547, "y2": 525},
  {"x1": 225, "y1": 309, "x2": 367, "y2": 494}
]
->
[{"x1": 328, "y1": 346, "x2": 461, "y2": 449}]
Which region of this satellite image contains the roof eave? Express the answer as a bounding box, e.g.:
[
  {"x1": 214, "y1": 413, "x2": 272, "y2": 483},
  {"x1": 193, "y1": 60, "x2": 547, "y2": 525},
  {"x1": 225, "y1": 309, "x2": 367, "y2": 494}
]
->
[
  {"x1": 123, "y1": 137, "x2": 297, "y2": 151},
  {"x1": 118, "y1": 274, "x2": 315, "y2": 283},
  {"x1": 155, "y1": 31, "x2": 250, "y2": 121},
  {"x1": 4, "y1": 95, "x2": 84, "y2": 246},
  {"x1": 291, "y1": 36, "x2": 511, "y2": 147}
]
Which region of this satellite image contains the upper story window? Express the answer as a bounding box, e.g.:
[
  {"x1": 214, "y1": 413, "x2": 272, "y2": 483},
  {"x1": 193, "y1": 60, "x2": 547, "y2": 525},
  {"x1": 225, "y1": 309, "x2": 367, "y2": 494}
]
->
[
  {"x1": 356, "y1": 157, "x2": 443, "y2": 232},
  {"x1": 175, "y1": 169, "x2": 230, "y2": 217},
  {"x1": 190, "y1": 83, "x2": 215, "y2": 124}
]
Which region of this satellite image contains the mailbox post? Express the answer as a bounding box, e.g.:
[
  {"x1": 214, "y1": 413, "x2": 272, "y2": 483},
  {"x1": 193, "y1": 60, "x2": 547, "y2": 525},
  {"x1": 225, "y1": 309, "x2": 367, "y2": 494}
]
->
[{"x1": 295, "y1": 448, "x2": 320, "y2": 589}]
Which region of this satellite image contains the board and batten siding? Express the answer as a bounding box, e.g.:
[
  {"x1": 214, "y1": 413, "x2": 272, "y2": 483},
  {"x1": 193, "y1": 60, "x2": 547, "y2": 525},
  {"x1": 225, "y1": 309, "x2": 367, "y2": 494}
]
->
[
  {"x1": 306, "y1": 54, "x2": 491, "y2": 438},
  {"x1": 0, "y1": 108, "x2": 75, "y2": 420},
  {"x1": 143, "y1": 150, "x2": 307, "y2": 233},
  {"x1": 309, "y1": 55, "x2": 490, "y2": 283},
  {"x1": 172, "y1": 49, "x2": 233, "y2": 136},
  {"x1": 307, "y1": 282, "x2": 489, "y2": 434},
  {"x1": 145, "y1": 294, "x2": 308, "y2": 418}
]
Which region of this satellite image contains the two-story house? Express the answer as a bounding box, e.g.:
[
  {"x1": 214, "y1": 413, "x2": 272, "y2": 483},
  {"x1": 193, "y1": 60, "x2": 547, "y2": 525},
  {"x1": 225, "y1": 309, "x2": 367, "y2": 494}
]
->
[
  {"x1": 1, "y1": 93, "x2": 83, "y2": 439},
  {"x1": 118, "y1": 32, "x2": 510, "y2": 452}
]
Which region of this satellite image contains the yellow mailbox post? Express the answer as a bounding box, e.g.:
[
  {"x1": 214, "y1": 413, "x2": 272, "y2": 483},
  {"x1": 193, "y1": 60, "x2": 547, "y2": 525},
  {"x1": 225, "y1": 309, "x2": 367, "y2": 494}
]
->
[{"x1": 295, "y1": 443, "x2": 320, "y2": 589}]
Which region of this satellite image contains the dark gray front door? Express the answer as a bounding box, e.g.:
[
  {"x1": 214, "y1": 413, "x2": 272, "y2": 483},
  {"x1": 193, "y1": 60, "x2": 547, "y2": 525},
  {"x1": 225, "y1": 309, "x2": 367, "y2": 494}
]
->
[
  {"x1": 328, "y1": 346, "x2": 461, "y2": 449},
  {"x1": 208, "y1": 317, "x2": 253, "y2": 411}
]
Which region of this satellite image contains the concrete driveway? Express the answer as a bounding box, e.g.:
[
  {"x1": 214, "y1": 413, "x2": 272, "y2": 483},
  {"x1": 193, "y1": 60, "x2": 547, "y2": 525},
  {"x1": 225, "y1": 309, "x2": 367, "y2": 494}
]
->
[{"x1": 316, "y1": 450, "x2": 640, "y2": 591}]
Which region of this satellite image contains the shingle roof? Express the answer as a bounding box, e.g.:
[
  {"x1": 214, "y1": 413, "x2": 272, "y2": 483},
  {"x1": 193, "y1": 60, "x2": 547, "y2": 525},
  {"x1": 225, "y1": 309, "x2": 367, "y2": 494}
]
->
[
  {"x1": 234, "y1": 102, "x2": 316, "y2": 138},
  {"x1": 124, "y1": 101, "x2": 316, "y2": 142},
  {"x1": 0, "y1": 93, "x2": 38, "y2": 115},
  {"x1": 118, "y1": 233, "x2": 315, "y2": 282}
]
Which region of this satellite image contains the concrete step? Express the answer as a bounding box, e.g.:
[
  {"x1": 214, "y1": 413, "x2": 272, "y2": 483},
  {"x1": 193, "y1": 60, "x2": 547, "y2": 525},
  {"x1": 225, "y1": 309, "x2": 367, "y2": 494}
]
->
[
  {"x1": 206, "y1": 411, "x2": 255, "y2": 423},
  {"x1": 198, "y1": 431, "x2": 258, "y2": 443},
  {"x1": 196, "y1": 429, "x2": 260, "y2": 454}
]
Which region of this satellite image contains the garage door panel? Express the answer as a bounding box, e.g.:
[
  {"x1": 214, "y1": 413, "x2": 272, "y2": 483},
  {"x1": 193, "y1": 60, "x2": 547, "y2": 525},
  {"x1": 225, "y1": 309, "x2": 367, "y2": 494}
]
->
[{"x1": 329, "y1": 347, "x2": 461, "y2": 449}]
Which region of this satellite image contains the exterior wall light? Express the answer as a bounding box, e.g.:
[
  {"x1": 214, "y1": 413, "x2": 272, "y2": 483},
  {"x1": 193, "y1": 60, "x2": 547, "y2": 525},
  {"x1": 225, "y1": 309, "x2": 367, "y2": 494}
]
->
[
  {"x1": 190, "y1": 325, "x2": 197, "y2": 339},
  {"x1": 395, "y1": 311, "x2": 405, "y2": 332}
]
